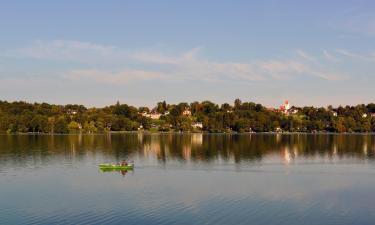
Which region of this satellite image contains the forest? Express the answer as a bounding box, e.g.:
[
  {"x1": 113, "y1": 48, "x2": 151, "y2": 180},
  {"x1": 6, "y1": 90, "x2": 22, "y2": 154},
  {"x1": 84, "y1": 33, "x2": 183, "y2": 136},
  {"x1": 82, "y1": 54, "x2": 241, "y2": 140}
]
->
[{"x1": 0, "y1": 99, "x2": 374, "y2": 133}]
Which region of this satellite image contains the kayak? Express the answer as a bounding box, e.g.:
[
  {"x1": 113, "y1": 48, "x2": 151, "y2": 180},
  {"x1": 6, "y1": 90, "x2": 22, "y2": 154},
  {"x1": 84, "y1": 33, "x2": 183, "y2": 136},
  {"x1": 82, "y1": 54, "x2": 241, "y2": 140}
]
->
[
  {"x1": 100, "y1": 168, "x2": 133, "y2": 173},
  {"x1": 99, "y1": 164, "x2": 134, "y2": 170}
]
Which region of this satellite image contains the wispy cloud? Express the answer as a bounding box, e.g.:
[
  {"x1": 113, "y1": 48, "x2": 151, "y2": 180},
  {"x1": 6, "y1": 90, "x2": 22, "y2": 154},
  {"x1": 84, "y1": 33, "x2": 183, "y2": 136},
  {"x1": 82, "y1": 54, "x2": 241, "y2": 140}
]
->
[
  {"x1": 296, "y1": 49, "x2": 316, "y2": 62},
  {"x1": 335, "y1": 49, "x2": 375, "y2": 62},
  {"x1": 11, "y1": 40, "x2": 117, "y2": 63},
  {"x1": 322, "y1": 50, "x2": 340, "y2": 62},
  {"x1": 127, "y1": 49, "x2": 348, "y2": 81},
  {"x1": 130, "y1": 47, "x2": 201, "y2": 65},
  {"x1": 64, "y1": 69, "x2": 164, "y2": 85},
  {"x1": 3, "y1": 39, "x2": 374, "y2": 106},
  {"x1": 309, "y1": 71, "x2": 348, "y2": 81},
  {"x1": 5, "y1": 39, "x2": 350, "y2": 84},
  {"x1": 259, "y1": 60, "x2": 307, "y2": 78}
]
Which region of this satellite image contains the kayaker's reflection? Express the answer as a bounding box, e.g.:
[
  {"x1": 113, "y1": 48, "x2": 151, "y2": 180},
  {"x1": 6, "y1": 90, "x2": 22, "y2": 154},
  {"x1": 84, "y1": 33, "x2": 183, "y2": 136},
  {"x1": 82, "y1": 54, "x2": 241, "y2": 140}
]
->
[
  {"x1": 120, "y1": 169, "x2": 128, "y2": 177},
  {"x1": 100, "y1": 168, "x2": 132, "y2": 177}
]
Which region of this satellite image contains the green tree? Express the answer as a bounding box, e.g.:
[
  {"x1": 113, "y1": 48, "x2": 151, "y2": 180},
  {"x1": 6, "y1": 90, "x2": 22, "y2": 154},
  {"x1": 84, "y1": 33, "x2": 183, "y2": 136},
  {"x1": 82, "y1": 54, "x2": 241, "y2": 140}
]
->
[
  {"x1": 55, "y1": 117, "x2": 68, "y2": 133},
  {"x1": 333, "y1": 117, "x2": 346, "y2": 133},
  {"x1": 234, "y1": 98, "x2": 242, "y2": 110},
  {"x1": 156, "y1": 101, "x2": 168, "y2": 114},
  {"x1": 83, "y1": 121, "x2": 97, "y2": 133},
  {"x1": 68, "y1": 121, "x2": 81, "y2": 133},
  {"x1": 30, "y1": 115, "x2": 48, "y2": 132}
]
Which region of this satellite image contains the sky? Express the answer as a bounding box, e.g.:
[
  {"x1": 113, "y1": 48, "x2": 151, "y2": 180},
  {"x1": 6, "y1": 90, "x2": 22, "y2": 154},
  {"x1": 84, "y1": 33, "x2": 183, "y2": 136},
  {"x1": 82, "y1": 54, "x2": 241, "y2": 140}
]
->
[{"x1": 0, "y1": 0, "x2": 374, "y2": 108}]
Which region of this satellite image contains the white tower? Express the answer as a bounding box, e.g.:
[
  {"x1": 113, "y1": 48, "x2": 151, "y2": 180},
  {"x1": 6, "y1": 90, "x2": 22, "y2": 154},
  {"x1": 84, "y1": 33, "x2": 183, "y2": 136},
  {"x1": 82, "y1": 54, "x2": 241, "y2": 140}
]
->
[{"x1": 284, "y1": 100, "x2": 290, "y2": 111}]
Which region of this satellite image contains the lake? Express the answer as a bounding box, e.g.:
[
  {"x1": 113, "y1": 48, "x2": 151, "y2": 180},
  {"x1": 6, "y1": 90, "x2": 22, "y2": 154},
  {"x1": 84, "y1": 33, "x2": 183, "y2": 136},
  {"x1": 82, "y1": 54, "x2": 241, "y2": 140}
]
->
[{"x1": 1, "y1": 133, "x2": 375, "y2": 225}]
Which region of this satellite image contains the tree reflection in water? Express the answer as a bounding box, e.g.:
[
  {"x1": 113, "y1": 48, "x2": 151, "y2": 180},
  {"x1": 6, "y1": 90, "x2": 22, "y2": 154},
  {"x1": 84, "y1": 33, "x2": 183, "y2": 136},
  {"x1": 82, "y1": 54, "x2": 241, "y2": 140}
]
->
[{"x1": 0, "y1": 133, "x2": 374, "y2": 167}]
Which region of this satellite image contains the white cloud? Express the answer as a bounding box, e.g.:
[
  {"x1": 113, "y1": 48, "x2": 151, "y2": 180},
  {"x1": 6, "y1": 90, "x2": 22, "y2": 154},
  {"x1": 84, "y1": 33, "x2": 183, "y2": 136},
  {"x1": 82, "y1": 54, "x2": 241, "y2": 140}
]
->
[
  {"x1": 310, "y1": 71, "x2": 348, "y2": 81},
  {"x1": 129, "y1": 49, "x2": 347, "y2": 82},
  {"x1": 323, "y1": 50, "x2": 340, "y2": 62},
  {"x1": 60, "y1": 56, "x2": 347, "y2": 85},
  {"x1": 260, "y1": 60, "x2": 348, "y2": 81},
  {"x1": 12, "y1": 40, "x2": 117, "y2": 63},
  {"x1": 336, "y1": 49, "x2": 360, "y2": 58},
  {"x1": 296, "y1": 49, "x2": 316, "y2": 61},
  {"x1": 130, "y1": 47, "x2": 201, "y2": 65},
  {"x1": 64, "y1": 69, "x2": 164, "y2": 85},
  {"x1": 131, "y1": 51, "x2": 179, "y2": 65},
  {"x1": 5, "y1": 39, "x2": 350, "y2": 84},
  {"x1": 259, "y1": 60, "x2": 306, "y2": 76},
  {"x1": 335, "y1": 49, "x2": 375, "y2": 62}
]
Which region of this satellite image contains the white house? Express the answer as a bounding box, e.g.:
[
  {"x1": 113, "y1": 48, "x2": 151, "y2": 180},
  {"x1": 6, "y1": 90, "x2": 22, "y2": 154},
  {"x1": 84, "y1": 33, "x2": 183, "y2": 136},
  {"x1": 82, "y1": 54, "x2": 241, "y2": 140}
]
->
[
  {"x1": 183, "y1": 109, "x2": 191, "y2": 116},
  {"x1": 67, "y1": 110, "x2": 77, "y2": 115},
  {"x1": 150, "y1": 113, "x2": 162, "y2": 119},
  {"x1": 191, "y1": 122, "x2": 203, "y2": 129},
  {"x1": 290, "y1": 108, "x2": 299, "y2": 114},
  {"x1": 140, "y1": 111, "x2": 162, "y2": 120}
]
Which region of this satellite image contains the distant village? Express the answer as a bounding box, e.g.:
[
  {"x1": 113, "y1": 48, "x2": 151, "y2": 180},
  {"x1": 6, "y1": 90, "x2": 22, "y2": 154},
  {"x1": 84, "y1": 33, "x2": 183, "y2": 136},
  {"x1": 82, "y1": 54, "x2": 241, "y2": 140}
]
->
[
  {"x1": 139, "y1": 107, "x2": 203, "y2": 130},
  {"x1": 41, "y1": 100, "x2": 300, "y2": 132},
  {"x1": 126, "y1": 100, "x2": 375, "y2": 132},
  {"x1": 1, "y1": 99, "x2": 375, "y2": 133},
  {"x1": 273, "y1": 100, "x2": 375, "y2": 118}
]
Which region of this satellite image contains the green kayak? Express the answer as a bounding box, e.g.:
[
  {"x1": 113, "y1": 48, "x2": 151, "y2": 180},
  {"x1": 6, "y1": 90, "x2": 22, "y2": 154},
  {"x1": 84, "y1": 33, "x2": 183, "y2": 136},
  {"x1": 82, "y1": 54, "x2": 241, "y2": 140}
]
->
[{"x1": 99, "y1": 164, "x2": 134, "y2": 170}]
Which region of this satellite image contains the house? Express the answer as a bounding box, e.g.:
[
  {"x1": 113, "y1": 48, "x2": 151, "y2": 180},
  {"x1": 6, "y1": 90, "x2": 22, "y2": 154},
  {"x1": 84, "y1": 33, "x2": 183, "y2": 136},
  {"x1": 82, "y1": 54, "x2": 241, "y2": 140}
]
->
[
  {"x1": 140, "y1": 111, "x2": 162, "y2": 120},
  {"x1": 191, "y1": 122, "x2": 203, "y2": 129},
  {"x1": 67, "y1": 110, "x2": 78, "y2": 115},
  {"x1": 289, "y1": 107, "x2": 299, "y2": 114},
  {"x1": 182, "y1": 109, "x2": 191, "y2": 116},
  {"x1": 140, "y1": 111, "x2": 148, "y2": 117},
  {"x1": 275, "y1": 127, "x2": 282, "y2": 132},
  {"x1": 150, "y1": 113, "x2": 162, "y2": 120}
]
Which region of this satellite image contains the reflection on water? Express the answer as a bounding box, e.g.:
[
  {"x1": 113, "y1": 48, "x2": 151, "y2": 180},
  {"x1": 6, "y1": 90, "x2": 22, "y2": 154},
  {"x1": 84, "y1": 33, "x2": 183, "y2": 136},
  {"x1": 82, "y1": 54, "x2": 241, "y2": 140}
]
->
[
  {"x1": 100, "y1": 168, "x2": 133, "y2": 177},
  {"x1": 1, "y1": 133, "x2": 375, "y2": 225},
  {"x1": 1, "y1": 133, "x2": 375, "y2": 167}
]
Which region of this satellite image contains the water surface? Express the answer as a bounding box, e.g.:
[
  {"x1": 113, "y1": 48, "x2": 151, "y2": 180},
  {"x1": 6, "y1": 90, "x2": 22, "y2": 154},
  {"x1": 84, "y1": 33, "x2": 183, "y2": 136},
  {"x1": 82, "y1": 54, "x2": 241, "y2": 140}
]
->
[{"x1": 1, "y1": 133, "x2": 375, "y2": 225}]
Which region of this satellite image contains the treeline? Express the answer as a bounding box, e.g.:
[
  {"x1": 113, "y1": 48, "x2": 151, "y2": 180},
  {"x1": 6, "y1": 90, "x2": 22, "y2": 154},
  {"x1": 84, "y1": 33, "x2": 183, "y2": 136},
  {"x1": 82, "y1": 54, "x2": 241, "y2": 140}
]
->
[{"x1": 0, "y1": 99, "x2": 374, "y2": 133}]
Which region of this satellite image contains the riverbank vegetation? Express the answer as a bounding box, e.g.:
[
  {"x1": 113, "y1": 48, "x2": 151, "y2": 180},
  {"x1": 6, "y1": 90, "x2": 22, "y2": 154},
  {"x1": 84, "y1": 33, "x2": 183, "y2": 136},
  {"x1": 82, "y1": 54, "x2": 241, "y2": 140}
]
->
[{"x1": 0, "y1": 100, "x2": 374, "y2": 133}]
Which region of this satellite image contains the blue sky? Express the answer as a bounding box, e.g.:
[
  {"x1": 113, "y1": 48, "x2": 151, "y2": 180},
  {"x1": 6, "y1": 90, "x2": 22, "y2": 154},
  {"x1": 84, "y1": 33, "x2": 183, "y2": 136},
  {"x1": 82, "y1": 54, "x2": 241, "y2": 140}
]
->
[{"x1": 0, "y1": 0, "x2": 374, "y2": 107}]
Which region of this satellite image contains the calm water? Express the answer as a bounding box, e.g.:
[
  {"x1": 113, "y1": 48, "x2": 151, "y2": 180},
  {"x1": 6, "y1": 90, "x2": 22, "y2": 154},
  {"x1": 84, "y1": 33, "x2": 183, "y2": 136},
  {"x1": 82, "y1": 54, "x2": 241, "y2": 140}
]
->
[{"x1": 1, "y1": 133, "x2": 375, "y2": 225}]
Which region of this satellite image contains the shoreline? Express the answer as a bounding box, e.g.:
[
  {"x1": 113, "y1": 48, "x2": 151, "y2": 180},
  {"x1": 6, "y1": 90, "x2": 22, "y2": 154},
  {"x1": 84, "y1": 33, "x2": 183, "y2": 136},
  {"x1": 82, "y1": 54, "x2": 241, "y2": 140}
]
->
[{"x1": 1, "y1": 131, "x2": 375, "y2": 135}]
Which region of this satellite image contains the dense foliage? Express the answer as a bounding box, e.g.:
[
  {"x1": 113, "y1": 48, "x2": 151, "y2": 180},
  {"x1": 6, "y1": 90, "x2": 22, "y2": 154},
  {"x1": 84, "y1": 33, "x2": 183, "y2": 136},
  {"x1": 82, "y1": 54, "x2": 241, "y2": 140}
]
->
[{"x1": 0, "y1": 100, "x2": 374, "y2": 133}]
